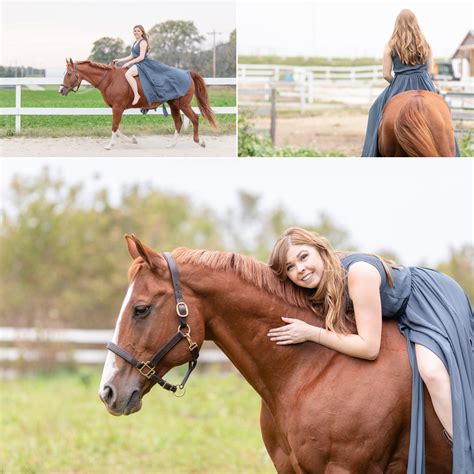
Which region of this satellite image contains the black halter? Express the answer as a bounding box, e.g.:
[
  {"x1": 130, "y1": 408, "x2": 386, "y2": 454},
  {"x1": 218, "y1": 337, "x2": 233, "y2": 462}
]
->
[{"x1": 106, "y1": 252, "x2": 200, "y2": 395}]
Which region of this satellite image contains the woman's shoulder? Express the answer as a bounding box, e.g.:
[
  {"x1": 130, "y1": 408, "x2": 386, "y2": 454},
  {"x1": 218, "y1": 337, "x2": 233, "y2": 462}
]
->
[{"x1": 341, "y1": 254, "x2": 387, "y2": 275}]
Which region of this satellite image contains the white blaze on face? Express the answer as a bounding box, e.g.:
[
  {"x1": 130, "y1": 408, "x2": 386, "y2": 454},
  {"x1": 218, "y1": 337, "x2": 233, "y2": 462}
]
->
[{"x1": 99, "y1": 281, "x2": 135, "y2": 393}]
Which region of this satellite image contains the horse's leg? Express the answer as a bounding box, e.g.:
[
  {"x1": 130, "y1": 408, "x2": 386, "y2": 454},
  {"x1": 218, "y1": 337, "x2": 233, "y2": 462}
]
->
[
  {"x1": 179, "y1": 102, "x2": 205, "y2": 147},
  {"x1": 125, "y1": 66, "x2": 140, "y2": 105},
  {"x1": 167, "y1": 100, "x2": 182, "y2": 148},
  {"x1": 105, "y1": 107, "x2": 125, "y2": 150},
  {"x1": 260, "y1": 402, "x2": 295, "y2": 473},
  {"x1": 116, "y1": 129, "x2": 138, "y2": 145}
]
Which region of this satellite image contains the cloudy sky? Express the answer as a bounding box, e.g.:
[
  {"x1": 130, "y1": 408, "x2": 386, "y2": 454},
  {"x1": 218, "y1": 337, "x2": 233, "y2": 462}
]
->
[
  {"x1": 0, "y1": 0, "x2": 235, "y2": 71},
  {"x1": 1, "y1": 158, "x2": 472, "y2": 267},
  {"x1": 238, "y1": 0, "x2": 473, "y2": 58}
]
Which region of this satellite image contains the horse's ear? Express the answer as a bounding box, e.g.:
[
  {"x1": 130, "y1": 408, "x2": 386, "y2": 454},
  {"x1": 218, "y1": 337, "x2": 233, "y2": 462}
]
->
[
  {"x1": 124, "y1": 234, "x2": 163, "y2": 272},
  {"x1": 69, "y1": 57, "x2": 73, "y2": 65}
]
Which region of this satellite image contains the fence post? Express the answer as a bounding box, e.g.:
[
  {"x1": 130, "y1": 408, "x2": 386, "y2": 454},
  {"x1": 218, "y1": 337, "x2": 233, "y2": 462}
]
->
[
  {"x1": 15, "y1": 84, "x2": 21, "y2": 133},
  {"x1": 270, "y1": 88, "x2": 277, "y2": 145}
]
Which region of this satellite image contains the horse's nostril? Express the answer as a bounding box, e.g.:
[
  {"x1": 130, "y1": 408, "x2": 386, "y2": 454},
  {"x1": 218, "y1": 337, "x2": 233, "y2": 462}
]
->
[{"x1": 102, "y1": 384, "x2": 116, "y2": 407}]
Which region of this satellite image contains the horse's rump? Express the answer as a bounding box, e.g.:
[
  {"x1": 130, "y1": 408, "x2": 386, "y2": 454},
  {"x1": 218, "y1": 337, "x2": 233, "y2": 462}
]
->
[{"x1": 379, "y1": 90, "x2": 456, "y2": 157}]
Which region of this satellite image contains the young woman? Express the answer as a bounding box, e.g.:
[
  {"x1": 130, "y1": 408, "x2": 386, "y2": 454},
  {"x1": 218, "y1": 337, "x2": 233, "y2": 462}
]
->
[
  {"x1": 267, "y1": 227, "x2": 473, "y2": 472},
  {"x1": 361, "y1": 9, "x2": 459, "y2": 157},
  {"x1": 113, "y1": 25, "x2": 191, "y2": 106}
]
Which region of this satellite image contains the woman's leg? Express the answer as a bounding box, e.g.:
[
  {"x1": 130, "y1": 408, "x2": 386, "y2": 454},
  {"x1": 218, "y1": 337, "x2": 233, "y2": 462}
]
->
[
  {"x1": 415, "y1": 343, "x2": 453, "y2": 436},
  {"x1": 125, "y1": 65, "x2": 140, "y2": 105}
]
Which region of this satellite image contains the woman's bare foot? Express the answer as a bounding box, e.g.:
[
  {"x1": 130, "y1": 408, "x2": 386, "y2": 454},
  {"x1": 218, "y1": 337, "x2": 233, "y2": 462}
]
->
[{"x1": 132, "y1": 95, "x2": 140, "y2": 105}]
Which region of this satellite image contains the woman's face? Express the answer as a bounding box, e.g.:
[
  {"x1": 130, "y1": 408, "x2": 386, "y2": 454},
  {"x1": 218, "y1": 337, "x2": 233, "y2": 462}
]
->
[
  {"x1": 133, "y1": 28, "x2": 143, "y2": 39},
  {"x1": 285, "y1": 244, "x2": 324, "y2": 289}
]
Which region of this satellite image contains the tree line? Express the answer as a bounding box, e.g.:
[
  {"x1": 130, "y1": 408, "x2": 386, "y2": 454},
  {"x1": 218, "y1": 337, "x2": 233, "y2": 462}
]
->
[
  {"x1": 1, "y1": 168, "x2": 472, "y2": 330},
  {"x1": 89, "y1": 21, "x2": 236, "y2": 77},
  {"x1": 0, "y1": 66, "x2": 45, "y2": 78}
]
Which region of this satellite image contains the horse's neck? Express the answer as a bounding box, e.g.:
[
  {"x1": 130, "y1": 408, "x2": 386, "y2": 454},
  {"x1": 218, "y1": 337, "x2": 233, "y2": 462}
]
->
[
  {"x1": 184, "y1": 266, "x2": 329, "y2": 408},
  {"x1": 77, "y1": 65, "x2": 106, "y2": 88}
]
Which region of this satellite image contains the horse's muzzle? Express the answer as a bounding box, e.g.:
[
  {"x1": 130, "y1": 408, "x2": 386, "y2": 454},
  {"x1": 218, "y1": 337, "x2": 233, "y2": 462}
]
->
[
  {"x1": 58, "y1": 86, "x2": 69, "y2": 96},
  {"x1": 99, "y1": 382, "x2": 143, "y2": 416}
]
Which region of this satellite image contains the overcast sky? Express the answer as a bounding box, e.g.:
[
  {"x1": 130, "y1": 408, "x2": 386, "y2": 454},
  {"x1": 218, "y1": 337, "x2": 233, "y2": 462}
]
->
[
  {"x1": 238, "y1": 0, "x2": 473, "y2": 58},
  {"x1": 1, "y1": 158, "x2": 472, "y2": 267},
  {"x1": 0, "y1": 0, "x2": 235, "y2": 71}
]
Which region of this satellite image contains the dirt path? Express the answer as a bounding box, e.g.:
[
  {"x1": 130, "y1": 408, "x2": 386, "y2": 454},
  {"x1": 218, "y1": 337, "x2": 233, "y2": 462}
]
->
[
  {"x1": 253, "y1": 110, "x2": 369, "y2": 156},
  {"x1": 1, "y1": 134, "x2": 236, "y2": 158}
]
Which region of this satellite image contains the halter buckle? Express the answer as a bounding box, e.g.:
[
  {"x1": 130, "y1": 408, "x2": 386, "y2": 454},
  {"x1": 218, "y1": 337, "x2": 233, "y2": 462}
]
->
[
  {"x1": 138, "y1": 361, "x2": 156, "y2": 379},
  {"x1": 176, "y1": 302, "x2": 189, "y2": 317}
]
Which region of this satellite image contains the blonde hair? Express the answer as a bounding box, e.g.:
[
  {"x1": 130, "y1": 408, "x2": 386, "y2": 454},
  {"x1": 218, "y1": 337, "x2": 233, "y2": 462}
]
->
[
  {"x1": 134, "y1": 25, "x2": 150, "y2": 53},
  {"x1": 388, "y1": 9, "x2": 430, "y2": 65},
  {"x1": 269, "y1": 227, "x2": 396, "y2": 335}
]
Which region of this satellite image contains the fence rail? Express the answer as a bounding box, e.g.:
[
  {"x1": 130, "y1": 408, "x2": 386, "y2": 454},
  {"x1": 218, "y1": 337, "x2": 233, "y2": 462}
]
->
[
  {"x1": 0, "y1": 327, "x2": 229, "y2": 367},
  {"x1": 0, "y1": 77, "x2": 237, "y2": 133},
  {"x1": 239, "y1": 64, "x2": 384, "y2": 83}
]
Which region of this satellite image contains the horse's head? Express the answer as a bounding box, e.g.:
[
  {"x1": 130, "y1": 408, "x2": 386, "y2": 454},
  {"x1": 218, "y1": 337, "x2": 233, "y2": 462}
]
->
[
  {"x1": 59, "y1": 58, "x2": 82, "y2": 96},
  {"x1": 98, "y1": 235, "x2": 204, "y2": 416}
]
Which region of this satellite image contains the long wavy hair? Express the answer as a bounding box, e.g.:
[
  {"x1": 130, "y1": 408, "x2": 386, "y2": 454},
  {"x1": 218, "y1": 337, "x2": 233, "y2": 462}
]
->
[
  {"x1": 269, "y1": 227, "x2": 396, "y2": 335},
  {"x1": 133, "y1": 24, "x2": 150, "y2": 53},
  {"x1": 388, "y1": 9, "x2": 430, "y2": 65}
]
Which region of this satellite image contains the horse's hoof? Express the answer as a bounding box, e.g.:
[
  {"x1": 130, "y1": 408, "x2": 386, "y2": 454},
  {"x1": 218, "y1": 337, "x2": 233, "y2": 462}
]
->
[
  {"x1": 105, "y1": 145, "x2": 112, "y2": 150},
  {"x1": 200, "y1": 140, "x2": 206, "y2": 148},
  {"x1": 132, "y1": 136, "x2": 138, "y2": 144}
]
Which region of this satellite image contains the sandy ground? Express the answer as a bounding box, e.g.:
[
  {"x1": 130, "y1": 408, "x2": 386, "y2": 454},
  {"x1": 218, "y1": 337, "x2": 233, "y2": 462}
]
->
[
  {"x1": 1, "y1": 134, "x2": 236, "y2": 158},
  {"x1": 253, "y1": 110, "x2": 369, "y2": 156}
]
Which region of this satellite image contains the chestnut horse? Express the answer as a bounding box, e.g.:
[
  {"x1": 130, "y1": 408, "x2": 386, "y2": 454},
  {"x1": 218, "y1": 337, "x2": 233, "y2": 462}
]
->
[
  {"x1": 99, "y1": 235, "x2": 451, "y2": 473},
  {"x1": 59, "y1": 58, "x2": 217, "y2": 150},
  {"x1": 378, "y1": 90, "x2": 456, "y2": 157}
]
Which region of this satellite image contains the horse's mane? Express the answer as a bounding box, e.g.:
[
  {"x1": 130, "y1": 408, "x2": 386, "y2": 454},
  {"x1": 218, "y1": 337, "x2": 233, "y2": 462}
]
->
[
  {"x1": 76, "y1": 60, "x2": 113, "y2": 70},
  {"x1": 127, "y1": 247, "x2": 315, "y2": 312}
]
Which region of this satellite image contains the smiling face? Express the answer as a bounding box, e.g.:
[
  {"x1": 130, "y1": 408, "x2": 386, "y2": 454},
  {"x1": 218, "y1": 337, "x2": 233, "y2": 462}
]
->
[
  {"x1": 133, "y1": 26, "x2": 143, "y2": 39},
  {"x1": 285, "y1": 244, "x2": 324, "y2": 289}
]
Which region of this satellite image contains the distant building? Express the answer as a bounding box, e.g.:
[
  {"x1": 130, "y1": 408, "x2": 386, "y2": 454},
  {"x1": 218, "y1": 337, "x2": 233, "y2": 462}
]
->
[{"x1": 451, "y1": 30, "x2": 473, "y2": 80}]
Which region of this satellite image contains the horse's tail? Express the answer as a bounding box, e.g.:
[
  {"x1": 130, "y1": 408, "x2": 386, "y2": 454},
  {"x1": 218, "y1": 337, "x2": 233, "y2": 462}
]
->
[
  {"x1": 190, "y1": 71, "x2": 218, "y2": 129},
  {"x1": 393, "y1": 93, "x2": 440, "y2": 157}
]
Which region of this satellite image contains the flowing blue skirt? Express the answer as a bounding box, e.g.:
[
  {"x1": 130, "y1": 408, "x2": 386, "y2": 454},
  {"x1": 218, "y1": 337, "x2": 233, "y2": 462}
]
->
[
  {"x1": 137, "y1": 58, "x2": 191, "y2": 104},
  {"x1": 399, "y1": 268, "x2": 474, "y2": 473}
]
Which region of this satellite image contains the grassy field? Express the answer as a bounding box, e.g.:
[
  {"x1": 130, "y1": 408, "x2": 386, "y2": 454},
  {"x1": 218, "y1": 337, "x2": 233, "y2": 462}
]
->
[
  {"x1": 0, "y1": 86, "x2": 236, "y2": 138},
  {"x1": 1, "y1": 368, "x2": 274, "y2": 474}
]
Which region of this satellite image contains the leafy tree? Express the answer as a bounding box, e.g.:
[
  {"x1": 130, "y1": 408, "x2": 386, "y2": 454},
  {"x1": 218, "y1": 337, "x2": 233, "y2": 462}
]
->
[
  {"x1": 148, "y1": 21, "x2": 204, "y2": 68},
  {"x1": 437, "y1": 245, "x2": 474, "y2": 301},
  {"x1": 0, "y1": 168, "x2": 223, "y2": 329},
  {"x1": 89, "y1": 37, "x2": 127, "y2": 64}
]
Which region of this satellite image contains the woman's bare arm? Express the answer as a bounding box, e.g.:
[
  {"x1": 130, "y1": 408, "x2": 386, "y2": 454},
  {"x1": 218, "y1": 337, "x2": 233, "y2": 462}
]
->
[{"x1": 383, "y1": 44, "x2": 393, "y2": 83}]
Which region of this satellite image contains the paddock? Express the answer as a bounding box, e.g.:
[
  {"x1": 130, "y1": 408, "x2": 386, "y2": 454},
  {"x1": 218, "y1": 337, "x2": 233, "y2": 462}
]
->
[
  {"x1": 238, "y1": 64, "x2": 474, "y2": 155},
  {"x1": 0, "y1": 134, "x2": 236, "y2": 157}
]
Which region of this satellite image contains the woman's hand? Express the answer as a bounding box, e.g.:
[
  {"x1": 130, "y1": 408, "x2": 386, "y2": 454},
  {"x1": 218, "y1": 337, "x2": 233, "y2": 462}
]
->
[
  {"x1": 122, "y1": 63, "x2": 130, "y2": 69},
  {"x1": 267, "y1": 317, "x2": 319, "y2": 345}
]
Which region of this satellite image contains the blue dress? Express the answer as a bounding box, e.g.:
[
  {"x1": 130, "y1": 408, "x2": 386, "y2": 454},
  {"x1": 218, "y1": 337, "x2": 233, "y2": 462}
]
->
[
  {"x1": 361, "y1": 53, "x2": 459, "y2": 157},
  {"x1": 341, "y1": 254, "x2": 474, "y2": 473},
  {"x1": 131, "y1": 39, "x2": 192, "y2": 104}
]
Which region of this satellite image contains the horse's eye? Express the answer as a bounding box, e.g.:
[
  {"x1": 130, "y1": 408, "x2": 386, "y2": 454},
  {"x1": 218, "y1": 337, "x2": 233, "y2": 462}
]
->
[
  {"x1": 67, "y1": 72, "x2": 71, "y2": 76},
  {"x1": 133, "y1": 305, "x2": 152, "y2": 319}
]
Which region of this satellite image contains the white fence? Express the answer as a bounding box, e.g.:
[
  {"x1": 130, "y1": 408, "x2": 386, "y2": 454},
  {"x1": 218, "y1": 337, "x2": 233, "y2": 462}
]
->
[
  {"x1": 239, "y1": 64, "x2": 384, "y2": 83},
  {"x1": 0, "y1": 77, "x2": 237, "y2": 133},
  {"x1": 0, "y1": 327, "x2": 229, "y2": 367},
  {"x1": 239, "y1": 64, "x2": 386, "y2": 109}
]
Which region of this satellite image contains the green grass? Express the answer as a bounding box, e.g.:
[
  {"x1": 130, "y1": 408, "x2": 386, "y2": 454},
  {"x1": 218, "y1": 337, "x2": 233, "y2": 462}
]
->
[
  {"x1": 0, "y1": 368, "x2": 274, "y2": 473},
  {"x1": 0, "y1": 86, "x2": 236, "y2": 137},
  {"x1": 239, "y1": 55, "x2": 381, "y2": 67}
]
